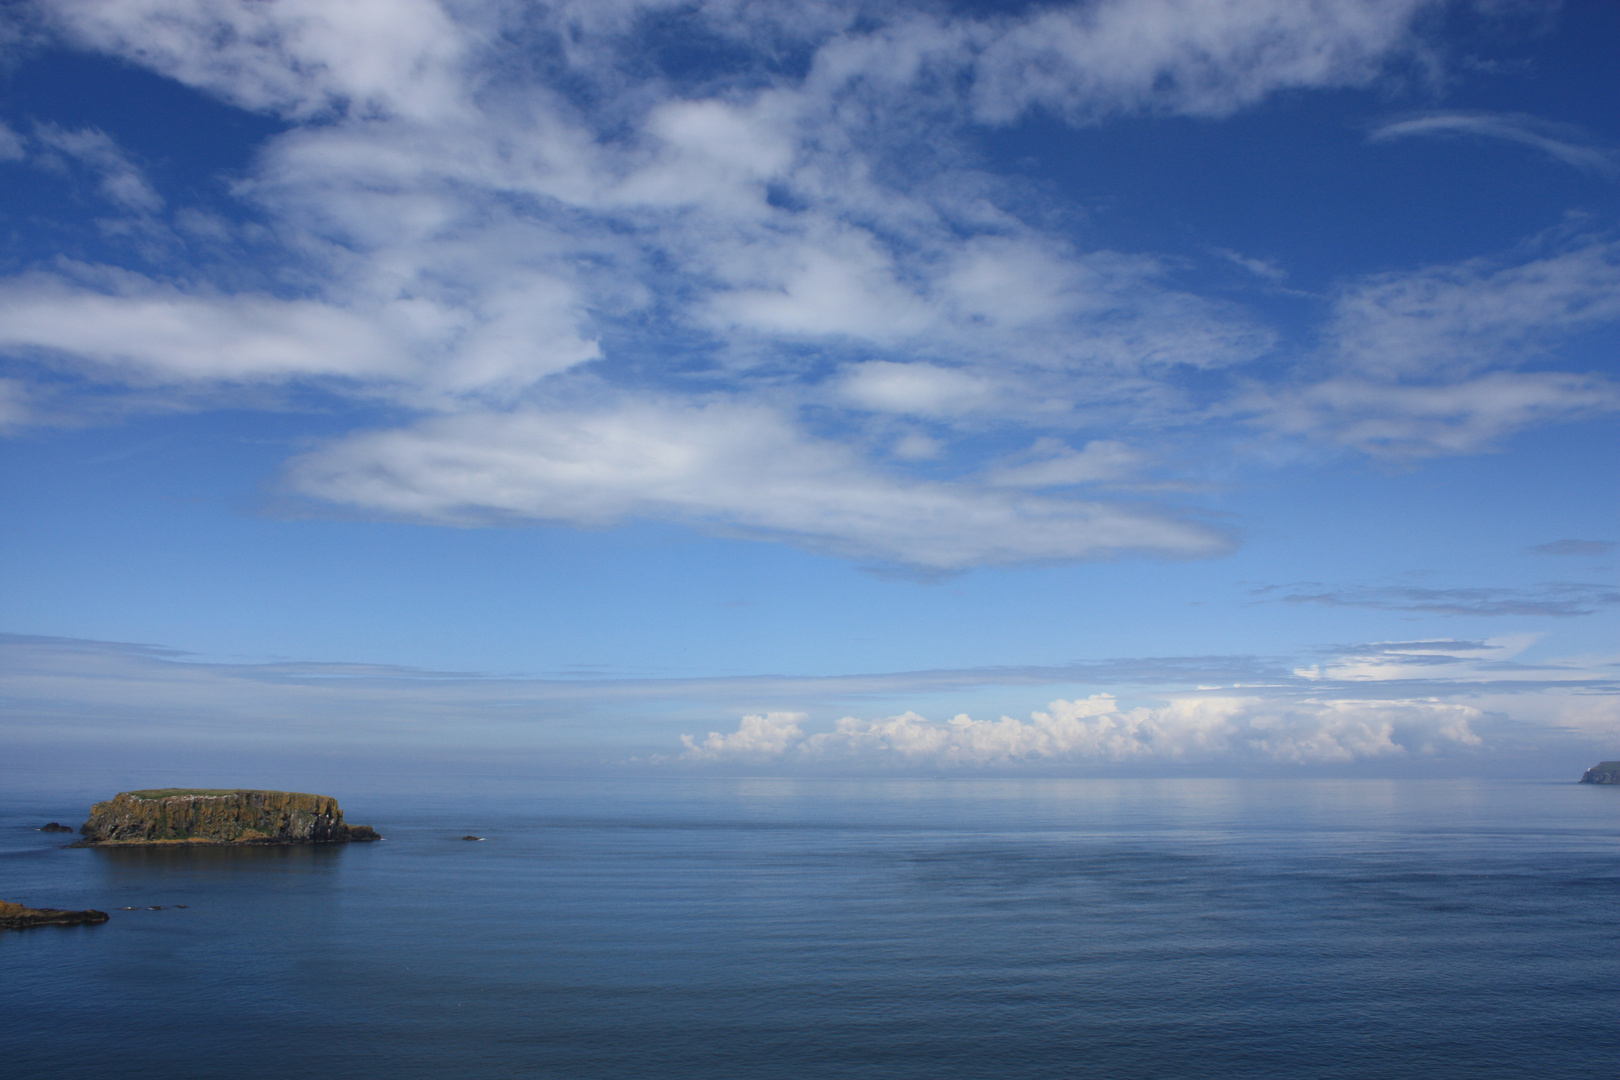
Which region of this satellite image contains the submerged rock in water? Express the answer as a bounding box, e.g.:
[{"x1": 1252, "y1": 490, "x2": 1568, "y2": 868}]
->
[
  {"x1": 1579, "y1": 761, "x2": 1620, "y2": 784},
  {"x1": 74, "y1": 789, "x2": 381, "y2": 846},
  {"x1": 0, "y1": 901, "x2": 109, "y2": 929},
  {"x1": 38, "y1": 822, "x2": 75, "y2": 832}
]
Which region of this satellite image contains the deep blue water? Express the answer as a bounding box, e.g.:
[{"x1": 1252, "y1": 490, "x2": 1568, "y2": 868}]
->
[{"x1": 2, "y1": 778, "x2": 1617, "y2": 1079}]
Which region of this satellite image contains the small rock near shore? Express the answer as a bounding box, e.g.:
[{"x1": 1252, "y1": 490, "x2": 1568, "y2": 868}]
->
[{"x1": 0, "y1": 901, "x2": 110, "y2": 930}]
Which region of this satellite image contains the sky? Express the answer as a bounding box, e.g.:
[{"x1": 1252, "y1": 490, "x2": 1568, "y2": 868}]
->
[{"x1": 1, "y1": 0, "x2": 1617, "y2": 786}]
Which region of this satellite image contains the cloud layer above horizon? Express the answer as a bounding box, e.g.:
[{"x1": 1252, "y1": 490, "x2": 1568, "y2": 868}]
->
[
  {"x1": 4, "y1": 631, "x2": 1616, "y2": 778},
  {"x1": 679, "y1": 696, "x2": 1489, "y2": 768},
  {"x1": 2, "y1": 0, "x2": 1617, "y2": 570}
]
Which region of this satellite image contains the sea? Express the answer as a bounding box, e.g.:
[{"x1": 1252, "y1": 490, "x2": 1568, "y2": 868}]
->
[{"x1": 2, "y1": 777, "x2": 1617, "y2": 1079}]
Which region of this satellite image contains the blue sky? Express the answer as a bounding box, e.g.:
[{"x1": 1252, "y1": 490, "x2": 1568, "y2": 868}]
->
[{"x1": 1, "y1": 0, "x2": 1616, "y2": 783}]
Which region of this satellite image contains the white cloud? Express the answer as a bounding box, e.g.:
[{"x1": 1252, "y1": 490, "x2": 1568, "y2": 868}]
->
[
  {"x1": 172, "y1": 207, "x2": 236, "y2": 241},
  {"x1": 1370, "y1": 112, "x2": 1617, "y2": 175},
  {"x1": 285, "y1": 400, "x2": 1231, "y2": 569},
  {"x1": 5, "y1": 0, "x2": 1615, "y2": 569},
  {"x1": 0, "y1": 271, "x2": 406, "y2": 382},
  {"x1": 32, "y1": 124, "x2": 163, "y2": 212},
  {"x1": 1214, "y1": 248, "x2": 1288, "y2": 282},
  {"x1": 1243, "y1": 237, "x2": 1620, "y2": 455},
  {"x1": 700, "y1": 228, "x2": 938, "y2": 341},
  {"x1": 971, "y1": 0, "x2": 1437, "y2": 124},
  {"x1": 0, "y1": 377, "x2": 29, "y2": 430},
  {"x1": 985, "y1": 438, "x2": 1142, "y2": 488},
  {"x1": 637, "y1": 97, "x2": 798, "y2": 198},
  {"x1": 681, "y1": 693, "x2": 1486, "y2": 767},
  {"x1": 1303, "y1": 635, "x2": 1543, "y2": 682},
  {"x1": 44, "y1": 0, "x2": 472, "y2": 121},
  {"x1": 0, "y1": 265, "x2": 601, "y2": 396},
  {"x1": 0, "y1": 120, "x2": 25, "y2": 161},
  {"x1": 835, "y1": 361, "x2": 997, "y2": 418},
  {"x1": 1254, "y1": 371, "x2": 1618, "y2": 457},
  {"x1": 891, "y1": 431, "x2": 943, "y2": 461},
  {"x1": 1326, "y1": 238, "x2": 1620, "y2": 380},
  {"x1": 941, "y1": 237, "x2": 1108, "y2": 329},
  {"x1": 681, "y1": 711, "x2": 806, "y2": 759}
]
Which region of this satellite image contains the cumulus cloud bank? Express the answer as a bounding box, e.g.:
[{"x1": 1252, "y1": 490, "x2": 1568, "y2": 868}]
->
[
  {"x1": 0, "y1": 0, "x2": 1616, "y2": 567},
  {"x1": 681, "y1": 693, "x2": 1485, "y2": 768}
]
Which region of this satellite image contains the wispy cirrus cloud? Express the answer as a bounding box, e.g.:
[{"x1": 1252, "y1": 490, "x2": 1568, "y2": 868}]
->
[
  {"x1": 1258, "y1": 582, "x2": 1620, "y2": 618},
  {"x1": 1248, "y1": 370, "x2": 1619, "y2": 458},
  {"x1": 1530, "y1": 539, "x2": 1616, "y2": 557},
  {"x1": 971, "y1": 0, "x2": 1440, "y2": 124},
  {"x1": 0, "y1": 119, "x2": 26, "y2": 161},
  {"x1": 1370, "y1": 112, "x2": 1617, "y2": 175},
  {"x1": 1325, "y1": 237, "x2": 1620, "y2": 381},
  {"x1": 30, "y1": 123, "x2": 165, "y2": 212},
  {"x1": 1292, "y1": 635, "x2": 1548, "y2": 682},
  {"x1": 42, "y1": 0, "x2": 473, "y2": 122},
  {"x1": 1242, "y1": 234, "x2": 1620, "y2": 456}
]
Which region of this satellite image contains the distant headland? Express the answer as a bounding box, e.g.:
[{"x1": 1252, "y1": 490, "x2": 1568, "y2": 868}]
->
[
  {"x1": 1578, "y1": 762, "x2": 1620, "y2": 785},
  {"x1": 72, "y1": 789, "x2": 380, "y2": 846}
]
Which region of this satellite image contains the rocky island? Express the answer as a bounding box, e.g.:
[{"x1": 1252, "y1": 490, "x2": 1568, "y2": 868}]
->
[
  {"x1": 0, "y1": 901, "x2": 109, "y2": 929},
  {"x1": 1579, "y1": 762, "x2": 1620, "y2": 784},
  {"x1": 74, "y1": 789, "x2": 380, "y2": 846}
]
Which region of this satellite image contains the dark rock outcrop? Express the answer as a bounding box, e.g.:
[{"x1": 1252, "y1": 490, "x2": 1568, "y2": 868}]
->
[
  {"x1": 0, "y1": 901, "x2": 109, "y2": 929},
  {"x1": 75, "y1": 789, "x2": 380, "y2": 846},
  {"x1": 1579, "y1": 762, "x2": 1620, "y2": 784},
  {"x1": 38, "y1": 822, "x2": 75, "y2": 832}
]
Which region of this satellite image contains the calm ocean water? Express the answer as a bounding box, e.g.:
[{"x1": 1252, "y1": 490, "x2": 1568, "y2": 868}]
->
[{"x1": 2, "y1": 778, "x2": 1617, "y2": 1079}]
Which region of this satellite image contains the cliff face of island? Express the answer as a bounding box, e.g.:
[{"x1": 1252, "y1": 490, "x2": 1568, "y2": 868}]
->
[
  {"x1": 76, "y1": 789, "x2": 380, "y2": 846},
  {"x1": 1580, "y1": 762, "x2": 1620, "y2": 784}
]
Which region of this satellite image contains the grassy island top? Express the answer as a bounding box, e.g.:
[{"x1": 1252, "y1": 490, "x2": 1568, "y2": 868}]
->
[{"x1": 126, "y1": 788, "x2": 316, "y2": 800}]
